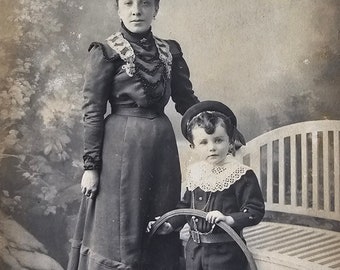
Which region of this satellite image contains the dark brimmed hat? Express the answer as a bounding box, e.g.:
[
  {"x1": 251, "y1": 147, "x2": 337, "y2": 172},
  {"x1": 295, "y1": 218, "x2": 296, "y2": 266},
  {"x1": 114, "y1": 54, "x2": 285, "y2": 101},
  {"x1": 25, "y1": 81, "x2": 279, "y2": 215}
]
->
[{"x1": 181, "y1": 100, "x2": 246, "y2": 145}]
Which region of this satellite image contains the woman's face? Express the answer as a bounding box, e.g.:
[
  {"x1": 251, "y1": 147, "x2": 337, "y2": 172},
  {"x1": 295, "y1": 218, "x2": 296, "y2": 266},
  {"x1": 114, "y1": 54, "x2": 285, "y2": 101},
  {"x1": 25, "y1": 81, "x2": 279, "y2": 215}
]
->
[{"x1": 117, "y1": 0, "x2": 158, "y2": 33}]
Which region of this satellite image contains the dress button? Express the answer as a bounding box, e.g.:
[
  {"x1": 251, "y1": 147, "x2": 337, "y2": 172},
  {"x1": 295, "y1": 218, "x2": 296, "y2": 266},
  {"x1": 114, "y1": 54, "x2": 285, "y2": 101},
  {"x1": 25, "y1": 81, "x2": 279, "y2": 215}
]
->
[{"x1": 198, "y1": 197, "x2": 203, "y2": 201}]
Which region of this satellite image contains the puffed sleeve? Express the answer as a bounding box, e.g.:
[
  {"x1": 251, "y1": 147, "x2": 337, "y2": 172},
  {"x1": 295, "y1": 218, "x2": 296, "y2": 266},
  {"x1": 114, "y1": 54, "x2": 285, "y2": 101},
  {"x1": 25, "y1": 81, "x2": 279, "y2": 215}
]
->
[
  {"x1": 229, "y1": 170, "x2": 265, "y2": 230},
  {"x1": 168, "y1": 40, "x2": 199, "y2": 115},
  {"x1": 82, "y1": 43, "x2": 116, "y2": 170}
]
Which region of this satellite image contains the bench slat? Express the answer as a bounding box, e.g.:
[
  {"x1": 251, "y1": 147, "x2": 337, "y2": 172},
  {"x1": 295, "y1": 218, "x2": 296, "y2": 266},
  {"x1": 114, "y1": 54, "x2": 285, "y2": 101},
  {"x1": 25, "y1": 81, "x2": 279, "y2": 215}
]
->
[
  {"x1": 323, "y1": 131, "x2": 330, "y2": 212},
  {"x1": 277, "y1": 235, "x2": 335, "y2": 254},
  {"x1": 312, "y1": 131, "x2": 318, "y2": 210},
  {"x1": 267, "y1": 142, "x2": 273, "y2": 204},
  {"x1": 301, "y1": 132, "x2": 308, "y2": 209},
  {"x1": 291, "y1": 134, "x2": 297, "y2": 207},
  {"x1": 335, "y1": 131, "x2": 340, "y2": 214},
  {"x1": 279, "y1": 138, "x2": 285, "y2": 204}
]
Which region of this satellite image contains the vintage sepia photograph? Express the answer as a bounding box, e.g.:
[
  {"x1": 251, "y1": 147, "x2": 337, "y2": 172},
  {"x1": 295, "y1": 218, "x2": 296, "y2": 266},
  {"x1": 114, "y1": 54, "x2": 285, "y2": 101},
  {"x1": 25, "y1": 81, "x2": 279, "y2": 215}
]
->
[{"x1": 0, "y1": 0, "x2": 339, "y2": 269}]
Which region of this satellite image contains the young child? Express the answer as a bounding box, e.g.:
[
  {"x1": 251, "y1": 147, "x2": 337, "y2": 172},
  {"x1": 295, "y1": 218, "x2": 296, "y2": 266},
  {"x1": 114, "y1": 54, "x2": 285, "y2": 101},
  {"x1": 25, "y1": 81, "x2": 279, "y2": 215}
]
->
[{"x1": 150, "y1": 100, "x2": 265, "y2": 270}]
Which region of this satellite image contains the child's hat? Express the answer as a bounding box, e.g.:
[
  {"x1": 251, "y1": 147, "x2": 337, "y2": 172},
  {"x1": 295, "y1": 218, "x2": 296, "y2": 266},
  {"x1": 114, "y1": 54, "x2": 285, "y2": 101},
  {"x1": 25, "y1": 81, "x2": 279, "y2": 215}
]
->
[{"x1": 181, "y1": 100, "x2": 246, "y2": 145}]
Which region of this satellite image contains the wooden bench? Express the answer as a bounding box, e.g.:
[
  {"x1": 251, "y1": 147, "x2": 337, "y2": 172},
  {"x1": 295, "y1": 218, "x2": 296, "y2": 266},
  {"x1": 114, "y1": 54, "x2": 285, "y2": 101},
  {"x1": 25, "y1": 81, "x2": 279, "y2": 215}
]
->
[
  {"x1": 243, "y1": 221, "x2": 340, "y2": 269},
  {"x1": 238, "y1": 120, "x2": 340, "y2": 269}
]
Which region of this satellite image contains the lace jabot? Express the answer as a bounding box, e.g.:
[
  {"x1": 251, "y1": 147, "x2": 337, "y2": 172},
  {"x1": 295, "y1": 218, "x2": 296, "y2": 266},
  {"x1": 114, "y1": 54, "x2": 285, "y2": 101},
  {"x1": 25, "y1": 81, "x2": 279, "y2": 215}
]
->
[
  {"x1": 186, "y1": 157, "x2": 251, "y2": 192},
  {"x1": 105, "y1": 32, "x2": 172, "y2": 79}
]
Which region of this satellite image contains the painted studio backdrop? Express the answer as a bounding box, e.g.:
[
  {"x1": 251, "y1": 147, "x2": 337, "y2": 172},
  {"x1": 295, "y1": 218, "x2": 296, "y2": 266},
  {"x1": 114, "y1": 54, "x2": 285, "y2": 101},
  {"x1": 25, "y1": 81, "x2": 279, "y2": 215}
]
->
[{"x1": 0, "y1": 0, "x2": 339, "y2": 269}]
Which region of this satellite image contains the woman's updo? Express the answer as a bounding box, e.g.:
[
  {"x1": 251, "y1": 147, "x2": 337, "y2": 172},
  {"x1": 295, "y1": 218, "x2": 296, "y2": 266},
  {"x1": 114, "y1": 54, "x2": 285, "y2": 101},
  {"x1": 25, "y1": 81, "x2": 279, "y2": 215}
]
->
[{"x1": 115, "y1": 0, "x2": 160, "y2": 7}]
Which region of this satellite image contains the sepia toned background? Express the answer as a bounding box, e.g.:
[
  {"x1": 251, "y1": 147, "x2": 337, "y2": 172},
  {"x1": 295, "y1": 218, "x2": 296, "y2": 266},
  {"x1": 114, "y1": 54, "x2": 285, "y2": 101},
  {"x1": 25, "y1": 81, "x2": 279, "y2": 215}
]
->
[{"x1": 0, "y1": 0, "x2": 339, "y2": 269}]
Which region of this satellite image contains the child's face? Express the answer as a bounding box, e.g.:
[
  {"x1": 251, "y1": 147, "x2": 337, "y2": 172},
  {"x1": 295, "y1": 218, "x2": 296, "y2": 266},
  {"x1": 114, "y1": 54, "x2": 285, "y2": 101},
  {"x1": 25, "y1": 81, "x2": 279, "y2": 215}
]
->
[
  {"x1": 118, "y1": 0, "x2": 158, "y2": 33},
  {"x1": 191, "y1": 123, "x2": 231, "y2": 166}
]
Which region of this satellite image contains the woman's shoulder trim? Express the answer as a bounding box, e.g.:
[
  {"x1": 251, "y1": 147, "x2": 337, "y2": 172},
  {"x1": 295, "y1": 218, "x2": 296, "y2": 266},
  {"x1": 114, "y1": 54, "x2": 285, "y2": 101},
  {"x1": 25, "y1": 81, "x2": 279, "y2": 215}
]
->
[
  {"x1": 88, "y1": 41, "x2": 120, "y2": 62},
  {"x1": 165, "y1": 40, "x2": 183, "y2": 57}
]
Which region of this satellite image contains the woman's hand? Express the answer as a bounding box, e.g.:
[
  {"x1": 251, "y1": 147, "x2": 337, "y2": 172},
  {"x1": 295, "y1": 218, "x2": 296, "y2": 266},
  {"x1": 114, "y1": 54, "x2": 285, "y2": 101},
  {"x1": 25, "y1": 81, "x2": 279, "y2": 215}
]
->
[
  {"x1": 206, "y1": 210, "x2": 235, "y2": 226},
  {"x1": 147, "y1": 217, "x2": 174, "y2": 235},
  {"x1": 81, "y1": 170, "x2": 99, "y2": 199}
]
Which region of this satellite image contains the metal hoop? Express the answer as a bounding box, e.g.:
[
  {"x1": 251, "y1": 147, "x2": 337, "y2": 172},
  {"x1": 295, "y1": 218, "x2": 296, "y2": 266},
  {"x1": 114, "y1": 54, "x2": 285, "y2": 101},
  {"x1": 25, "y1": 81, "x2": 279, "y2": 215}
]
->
[{"x1": 147, "y1": 208, "x2": 257, "y2": 270}]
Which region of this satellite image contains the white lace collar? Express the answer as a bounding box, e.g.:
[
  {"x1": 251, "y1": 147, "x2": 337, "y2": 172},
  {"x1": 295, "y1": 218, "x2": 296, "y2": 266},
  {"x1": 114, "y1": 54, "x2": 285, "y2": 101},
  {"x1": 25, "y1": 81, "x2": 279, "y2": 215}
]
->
[{"x1": 186, "y1": 156, "x2": 251, "y2": 192}]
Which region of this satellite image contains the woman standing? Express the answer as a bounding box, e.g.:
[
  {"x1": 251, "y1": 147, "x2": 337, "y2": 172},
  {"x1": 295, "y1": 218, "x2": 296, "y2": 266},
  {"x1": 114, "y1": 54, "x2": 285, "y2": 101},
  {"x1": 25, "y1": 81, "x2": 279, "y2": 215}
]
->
[{"x1": 67, "y1": 0, "x2": 199, "y2": 269}]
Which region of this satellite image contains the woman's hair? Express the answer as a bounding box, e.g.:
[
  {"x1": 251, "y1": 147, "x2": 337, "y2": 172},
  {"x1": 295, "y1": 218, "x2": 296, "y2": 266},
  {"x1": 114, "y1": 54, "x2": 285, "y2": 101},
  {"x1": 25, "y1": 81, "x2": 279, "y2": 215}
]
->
[
  {"x1": 115, "y1": 0, "x2": 160, "y2": 7},
  {"x1": 187, "y1": 111, "x2": 237, "y2": 154}
]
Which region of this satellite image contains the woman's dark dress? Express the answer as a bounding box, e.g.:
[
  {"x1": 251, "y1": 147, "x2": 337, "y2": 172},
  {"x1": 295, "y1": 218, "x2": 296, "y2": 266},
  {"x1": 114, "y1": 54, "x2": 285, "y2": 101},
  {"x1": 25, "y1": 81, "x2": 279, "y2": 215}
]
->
[{"x1": 67, "y1": 26, "x2": 198, "y2": 270}]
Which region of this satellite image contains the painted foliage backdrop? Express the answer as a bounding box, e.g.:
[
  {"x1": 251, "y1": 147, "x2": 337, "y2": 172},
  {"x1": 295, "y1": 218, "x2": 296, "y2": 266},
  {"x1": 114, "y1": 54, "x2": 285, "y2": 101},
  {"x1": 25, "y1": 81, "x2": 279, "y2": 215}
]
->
[{"x1": 0, "y1": 0, "x2": 339, "y2": 269}]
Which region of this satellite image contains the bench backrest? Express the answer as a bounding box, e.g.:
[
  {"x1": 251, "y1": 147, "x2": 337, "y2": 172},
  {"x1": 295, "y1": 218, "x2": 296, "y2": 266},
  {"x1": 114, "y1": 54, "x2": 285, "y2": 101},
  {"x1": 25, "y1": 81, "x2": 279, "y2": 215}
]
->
[{"x1": 238, "y1": 120, "x2": 340, "y2": 221}]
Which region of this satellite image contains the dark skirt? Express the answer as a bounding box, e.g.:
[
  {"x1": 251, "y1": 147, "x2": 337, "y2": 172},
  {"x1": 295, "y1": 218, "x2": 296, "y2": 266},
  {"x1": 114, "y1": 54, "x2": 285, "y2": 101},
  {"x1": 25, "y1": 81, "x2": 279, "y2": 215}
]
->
[{"x1": 68, "y1": 112, "x2": 182, "y2": 270}]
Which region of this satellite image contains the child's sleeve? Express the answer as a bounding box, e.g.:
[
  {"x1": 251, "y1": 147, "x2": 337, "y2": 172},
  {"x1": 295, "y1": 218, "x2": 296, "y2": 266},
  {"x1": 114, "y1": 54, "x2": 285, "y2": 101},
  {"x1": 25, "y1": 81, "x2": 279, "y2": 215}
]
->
[
  {"x1": 229, "y1": 170, "x2": 265, "y2": 230},
  {"x1": 167, "y1": 188, "x2": 191, "y2": 230}
]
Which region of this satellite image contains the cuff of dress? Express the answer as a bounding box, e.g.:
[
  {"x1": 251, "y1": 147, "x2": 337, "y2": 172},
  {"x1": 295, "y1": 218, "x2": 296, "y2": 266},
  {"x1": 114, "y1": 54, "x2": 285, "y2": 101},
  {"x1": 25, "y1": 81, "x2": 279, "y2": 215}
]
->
[{"x1": 83, "y1": 154, "x2": 102, "y2": 170}]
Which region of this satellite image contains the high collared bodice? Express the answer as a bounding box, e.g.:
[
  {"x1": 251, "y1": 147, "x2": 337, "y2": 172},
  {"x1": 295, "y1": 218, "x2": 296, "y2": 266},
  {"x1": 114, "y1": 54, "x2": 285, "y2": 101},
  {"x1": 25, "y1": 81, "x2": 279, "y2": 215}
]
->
[
  {"x1": 108, "y1": 25, "x2": 172, "y2": 110},
  {"x1": 82, "y1": 26, "x2": 199, "y2": 170}
]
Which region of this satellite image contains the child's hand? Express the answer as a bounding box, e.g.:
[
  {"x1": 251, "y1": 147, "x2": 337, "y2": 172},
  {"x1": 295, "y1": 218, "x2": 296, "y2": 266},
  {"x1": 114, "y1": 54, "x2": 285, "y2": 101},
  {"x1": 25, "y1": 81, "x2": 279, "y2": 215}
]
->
[
  {"x1": 206, "y1": 210, "x2": 226, "y2": 224},
  {"x1": 147, "y1": 217, "x2": 174, "y2": 235},
  {"x1": 81, "y1": 170, "x2": 99, "y2": 199},
  {"x1": 206, "y1": 211, "x2": 235, "y2": 226}
]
